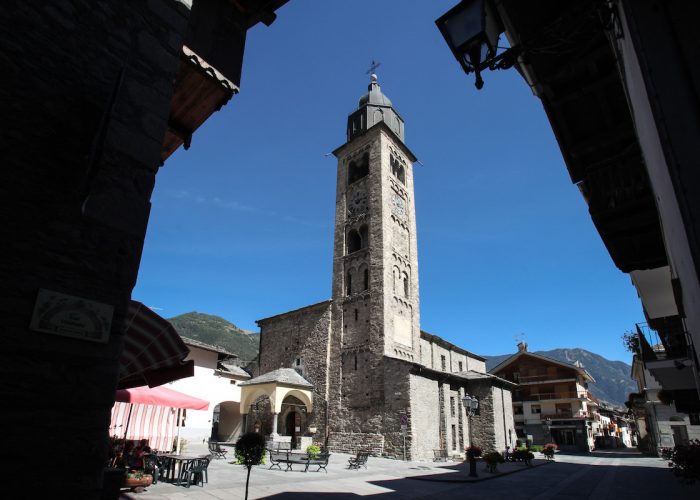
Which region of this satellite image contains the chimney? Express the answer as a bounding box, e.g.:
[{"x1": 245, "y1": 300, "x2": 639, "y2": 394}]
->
[{"x1": 517, "y1": 341, "x2": 528, "y2": 353}]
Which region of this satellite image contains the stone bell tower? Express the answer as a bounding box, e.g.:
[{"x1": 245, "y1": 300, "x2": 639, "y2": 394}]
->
[{"x1": 327, "y1": 73, "x2": 420, "y2": 431}]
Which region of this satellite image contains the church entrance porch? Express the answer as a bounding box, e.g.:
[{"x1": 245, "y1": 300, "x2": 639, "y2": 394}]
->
[{"x1": 239, "y1": 368, "x2": 316, "y2": 450}]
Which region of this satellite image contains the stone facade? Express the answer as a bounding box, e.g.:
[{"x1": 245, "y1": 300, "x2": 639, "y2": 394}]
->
[
  {"x1": 2, "y1": 0, "x2": 287, "y2": 495},
  {"x1": 255, "y1": 76, "x2": 515, "y2": 461},
  {"x1": 255, "y1": 301, "x2": 332, "y2": 439},
  {"x1": 1, "y1": 1, "x2": 190, "y2": 494}
]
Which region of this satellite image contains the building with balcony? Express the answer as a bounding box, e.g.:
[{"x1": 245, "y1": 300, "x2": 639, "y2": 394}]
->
[
  {"x1": 436, "y1": 0, "x2": 700, "y2": 430},
  {"x1": 490, "y1": 342, "x2": 599, "y2": 451},
  {"x1": 628, "y1": 330, "x2": 700, "y2": 455},
  {"x1": 595, "y1": 401, "x2": 635, "y2": 449}
]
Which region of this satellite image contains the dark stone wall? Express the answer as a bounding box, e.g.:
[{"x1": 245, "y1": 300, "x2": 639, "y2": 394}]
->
[
  {"x1": 257, "y1": 302, "x2": 332, "y2": 442},
  {"x1": 0, "y1": 1, "x2": 190, "y2": 496}
]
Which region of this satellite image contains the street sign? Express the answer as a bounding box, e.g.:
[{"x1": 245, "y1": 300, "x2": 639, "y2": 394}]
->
[{"x1": 400, "y1": 414, "x2": 408, "y2": 426}]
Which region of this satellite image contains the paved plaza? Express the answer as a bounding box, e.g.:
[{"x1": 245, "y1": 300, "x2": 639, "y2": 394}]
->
[{"x1": 120, "y1": 446, "x2": 699, "y2": 499}]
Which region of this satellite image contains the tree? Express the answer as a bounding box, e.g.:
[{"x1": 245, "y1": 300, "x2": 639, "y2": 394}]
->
[{"x1": 235, "y1": 432, "x2": 266, "y2": 500}]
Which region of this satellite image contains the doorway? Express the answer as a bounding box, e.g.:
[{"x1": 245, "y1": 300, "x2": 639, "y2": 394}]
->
[{"x1": 286, "y1": 411, "x2": 301, "y2": 449}]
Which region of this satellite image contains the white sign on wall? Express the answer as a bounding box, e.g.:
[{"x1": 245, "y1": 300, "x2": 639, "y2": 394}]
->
[{"x1": 30, "y1": 288, "x2": 113, "y2": 343}]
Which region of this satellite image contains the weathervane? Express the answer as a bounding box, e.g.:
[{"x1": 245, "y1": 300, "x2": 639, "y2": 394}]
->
[{"x1": 366, "y1": 60, "x2": 381, "y2": 76}]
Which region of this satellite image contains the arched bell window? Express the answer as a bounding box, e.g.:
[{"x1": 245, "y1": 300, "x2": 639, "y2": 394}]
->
[
  {"x1": 347, "y1": 229, "x2": 361, "y2": 254},
  {"x1": 359, "y1": 225, "x2": 369, "y2": 249},
  {"x1": 348, "y1": 153, "x2": 369, "y2": 184}
]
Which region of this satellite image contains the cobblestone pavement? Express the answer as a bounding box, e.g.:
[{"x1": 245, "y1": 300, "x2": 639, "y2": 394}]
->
[{"x1": 121, "y1": 447, "x2": 698, "y2": 499}]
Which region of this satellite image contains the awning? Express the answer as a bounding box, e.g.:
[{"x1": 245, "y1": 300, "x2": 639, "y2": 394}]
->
[
  {"x1": 115, "y1": 385, "x2": 209, "y2": 410},
  {"x1": 111, "y1": 386, "x2": 208, "y2": 451},
  {"x1": 118, "y1": 301, "x2": 193, "y2": 389}
]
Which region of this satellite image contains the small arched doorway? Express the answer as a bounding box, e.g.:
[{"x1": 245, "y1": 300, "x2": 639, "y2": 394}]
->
[{"x1": 285, "y1": 411, "x2": 302, "y2": 449}]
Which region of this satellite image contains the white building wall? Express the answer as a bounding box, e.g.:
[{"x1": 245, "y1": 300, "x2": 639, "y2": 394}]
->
[{"x1": 166, "y1": 346, "x2": 245, "y2": 444}]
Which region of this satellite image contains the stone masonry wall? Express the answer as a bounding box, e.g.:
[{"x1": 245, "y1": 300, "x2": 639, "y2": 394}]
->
[
  {"x1": 0, "y1": 1, "x2": 190, "y2": 495},
  {"x1": 469, "y1": 381, "x2": 515, "y2": 452},
  {"x1": 329, "y1": 127, "x2": 387, "y2": 436},
  {"x1": 328, "y1": 432, "x2": 385, "y2": 456},
  {"x1": 469, "y1": 383, "x2": 497, "y2": 452},
  {"x1": 257, "y1": 301, "x2": 332, "y2": 441},
  {"x1": 409, "y1": 372, "x2": 440, "y2": 461}
]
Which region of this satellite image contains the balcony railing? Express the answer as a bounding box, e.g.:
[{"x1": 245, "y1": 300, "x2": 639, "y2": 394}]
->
[
  {"x1": 586, "y1": 391, "x2": 600, "y2": 404},
  {"x1": 516, "y1": 374, "x2": 576, "y2": 384},
  {"x1": 542, "y1": 411, "x2": 592, "y2": 420},
  {"x1": 634, "y1": 322, "x2": 689, "y2": 361},
  {"x1": 516, "y1": 391, "x2": 587, "y2": 401}
]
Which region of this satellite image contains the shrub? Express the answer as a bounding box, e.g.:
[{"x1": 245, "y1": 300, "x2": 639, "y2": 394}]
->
[
  {"x1": 513, "y1": 448, "x2": 535, "y2": 461},
  {"x1": 306, "y1": 444, "x2": 321, "y2": 459},
  {"x1": 236, "y1": 433, "x2": 267, "y2": 500},
  {"x1": 529, "y1": 445, "x2": 544, "y2": 453},
  {"x1": 622, "y1": 330, "x2": 640, "y2": 353},
  {"x1": 483, "y1": 451, "x2": 504, "y2": 464},
  {"x1": 543, "y1": 444, "x2": 557, "y2": 458},
  {"x1": 669, "y1": 440, "x2": 700, "y2": 484},
  {"x1": 466, "y1": 446, "x2": 482, "y2": 458}
]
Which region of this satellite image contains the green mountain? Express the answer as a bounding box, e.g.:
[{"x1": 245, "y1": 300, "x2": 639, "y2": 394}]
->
[
  {"x1": 485, "y1": 348, "x2": 636, "y2": 407},
  {"x1": 168, "y1": 312, "x2": 260, "y2": 361}
]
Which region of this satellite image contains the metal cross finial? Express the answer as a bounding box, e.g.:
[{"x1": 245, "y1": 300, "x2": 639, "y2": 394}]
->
[{"x1": 366, "y1": 60, "x2": 381, "y2": 75}]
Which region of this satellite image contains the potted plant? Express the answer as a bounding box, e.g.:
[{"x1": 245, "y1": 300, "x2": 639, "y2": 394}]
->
[
  {"x1": 466, "y1": 445, "x2": 482, "y2": 459},
  {"x1": 669, "y1": 439, "x2": 700, "y2": 484},
  {"x1": 482, "y1": 451, "x2": 504, "y2": 473},
  {"x1": 513, "y1": 447, "x2": 535, "y2": 466},
  {"x1": 124, "y1": 470, "x2": 153, "y2": 489},
  {"x1": 306, "y1": 444, "x2": 321, "y2": 459},
  {"x1": 465, "y1": 446, "x2": 482, "y2": 477},
  {"x1": 543, "y1": 443, "x2": 557, "y2": 460}
]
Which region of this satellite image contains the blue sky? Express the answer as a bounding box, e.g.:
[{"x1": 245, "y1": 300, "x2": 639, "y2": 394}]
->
[{"x1": 133, "y1": 0, "x2": 643, "y2": 363}]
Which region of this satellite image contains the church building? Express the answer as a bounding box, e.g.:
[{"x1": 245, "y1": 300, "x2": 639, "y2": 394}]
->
[{"x1": 241, "y1": 74, "x2": 515, "y2": 460}]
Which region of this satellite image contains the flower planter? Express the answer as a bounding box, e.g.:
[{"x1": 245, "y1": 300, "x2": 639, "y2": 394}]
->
[{"x1": 124, "y1": 474, "x2": 153, "y2": 489}]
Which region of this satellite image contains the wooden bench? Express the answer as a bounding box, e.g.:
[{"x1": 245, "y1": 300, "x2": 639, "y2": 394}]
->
[
  {"x1": 347, "y1": 450, "x2": 370, "y2": 470},
  {"x1": 433, "y1": 449, "x2": 448, "y2": 462}
]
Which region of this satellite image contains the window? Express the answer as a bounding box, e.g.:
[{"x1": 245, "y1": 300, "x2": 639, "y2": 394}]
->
[
  {"x1": 391, "y1": 154, "x2": 406, "y2": 185},
  {"x1": 514, "y1": 405, "x2": 524, "y2": 415},
  {"x1": 359, "y1": 225, "x2": 368, "y2": 249},
  {"x1": 531, "y1": 404, "x2": 541, "y2": 414},
  {"x1": 354, "y1": 354, "x2": 358, "y2": 370},
  {"x1": 295, "y1": 357, "x2": 301, "y2": 366},
  {"x1": 458, "y1": 361, "x2": 463, "y2": 372},
  {"x1": 441, "y1": 355, "x2": 446, "y2": 371},
  {"x1": 403, "y1": 272, "x2": 409, "y2": 298},
  {"x1": 354, "y1": 309, "x2": 358, "y2": 321},
  {"x1": 450, "y1": 397, "x2": 455, "y2": 417},
  {"x1": 363, "y1": 268, "x2": 369, "y2": 290},
  {"x1": 346, "y1": 271, "x2": 353, "y2": 295},
  {"x1": 347, "y1": 230, "x2": 361, "y2": 254},
  {"x1": 451, "y1": 425, "x2": 457, "y2": 450},
  {"x1": 348, "y1": 153, "x2": 369, "y2": 184}
]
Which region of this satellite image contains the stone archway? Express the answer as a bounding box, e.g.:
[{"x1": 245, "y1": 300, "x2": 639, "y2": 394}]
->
[
  {"x1": 280, "y1": 395, "x2": 308, "y2": 448},
  {"x1": 215, "y1": 401, "x2": 242, "y2": 441},
  {"x1": 239, "y1": 368, "x2": 314, "y2": 443}
]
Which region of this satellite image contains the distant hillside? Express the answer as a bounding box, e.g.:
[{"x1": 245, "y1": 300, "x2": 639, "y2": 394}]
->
[
  {"x1": 168, "y1": 312, "x2": 260, "y2": 361},
  {"x1": 485, "y1": 348, "x2": 635, "y2": 407}
]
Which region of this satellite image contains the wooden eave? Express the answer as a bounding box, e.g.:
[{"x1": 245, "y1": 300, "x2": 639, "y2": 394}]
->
[{"x1": 161, "y1": 45, "x2": 238, "y2": 163}]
